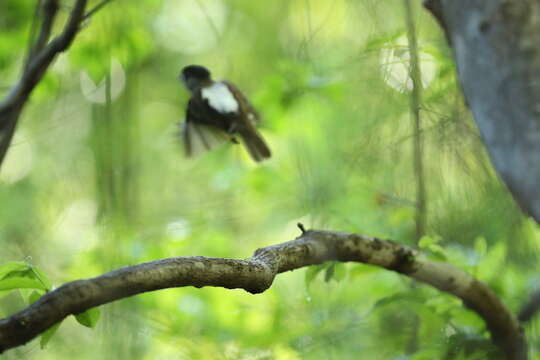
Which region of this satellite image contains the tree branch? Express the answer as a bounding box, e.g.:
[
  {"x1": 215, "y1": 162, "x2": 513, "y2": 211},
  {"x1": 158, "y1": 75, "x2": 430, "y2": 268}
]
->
[
  {"x1": 423, "y1": 0, "x2": 540, "y2": 224},
  {"x1": 0, "y1": 229, "x2": 526, "y2": 359},
  {"x1": 0, "y1": 0, "x2": 98, "y2": 169},
  {"x1": 26, "y1": 0, "x2": 59, "y2": 66}
]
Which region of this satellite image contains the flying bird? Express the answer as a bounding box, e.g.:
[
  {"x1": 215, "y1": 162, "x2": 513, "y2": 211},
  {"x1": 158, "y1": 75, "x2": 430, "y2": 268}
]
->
[{"x1": 179, "y1": 65, "x2": 271, "y2": 162}]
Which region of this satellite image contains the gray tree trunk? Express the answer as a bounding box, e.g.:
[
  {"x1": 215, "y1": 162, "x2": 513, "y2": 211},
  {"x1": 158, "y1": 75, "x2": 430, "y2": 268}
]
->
[{"x1": 425, "y1": 0, "x2": 540, "y2": 224}]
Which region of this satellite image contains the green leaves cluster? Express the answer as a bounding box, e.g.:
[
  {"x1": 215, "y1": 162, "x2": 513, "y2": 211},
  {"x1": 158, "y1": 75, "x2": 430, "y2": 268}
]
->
[{"x1": 0, "y1": 261, "x2": 100, "y2": 349}]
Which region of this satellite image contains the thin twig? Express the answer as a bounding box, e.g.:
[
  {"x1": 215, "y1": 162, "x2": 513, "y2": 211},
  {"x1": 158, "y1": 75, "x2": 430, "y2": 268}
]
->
[
  {"x1": 22, "y1": 0, "x2": 44, "y2": 72},
  {"x1": 28, "y1": 0, "x2": 60, "y2": 61},
  {"x1": 404, "y1": 0, "x2": 427, "y2": 241},
  {"x1": 83, "y1": 0, "x2": 114, "y2": 20}
]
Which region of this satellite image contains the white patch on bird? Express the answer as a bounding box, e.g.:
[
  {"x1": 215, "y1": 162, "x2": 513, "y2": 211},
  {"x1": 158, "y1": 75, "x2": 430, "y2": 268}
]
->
[
  {"x1": 247, "y1": 113, "x2": 256, "y2": 125},
  {"x1": 201, "y1": 82, "x2": 239, "y2": 114}
]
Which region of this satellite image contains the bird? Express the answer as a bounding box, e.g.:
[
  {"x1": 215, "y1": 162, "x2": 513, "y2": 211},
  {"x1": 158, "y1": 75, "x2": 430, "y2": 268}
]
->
[{"x1": 179, "y1": 65, "x2": 271, "y2": 162}]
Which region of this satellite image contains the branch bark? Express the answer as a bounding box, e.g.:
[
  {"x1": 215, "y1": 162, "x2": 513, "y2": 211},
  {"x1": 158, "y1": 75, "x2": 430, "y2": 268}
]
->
[
  {"x1": 423, "y1": 0, "x2": 540, "y2": 224},
  {"x1": 0, "y1": 228, "x2": 526, "y2": 359}
]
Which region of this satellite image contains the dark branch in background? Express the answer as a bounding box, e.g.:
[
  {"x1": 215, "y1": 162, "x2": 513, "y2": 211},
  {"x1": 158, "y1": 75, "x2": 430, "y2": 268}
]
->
[
  {"x1": 518, "y1": 289, "x2": 540, "y2": 324},
  {"x1": 22, "y1": 0, "x2": 45, "y2": 71},
  {"x1": 0, "y1": 0, "x2": 106, "y2": 170},
  {"x1": 0, "y1": 229, "x2": 526, "y2": 359},
  {"x1": 26, "y1": 0, "x2": 59, "y2": 64},
  {"x1": 422, "y1": 0, "x2": 540, "y2": 224}
]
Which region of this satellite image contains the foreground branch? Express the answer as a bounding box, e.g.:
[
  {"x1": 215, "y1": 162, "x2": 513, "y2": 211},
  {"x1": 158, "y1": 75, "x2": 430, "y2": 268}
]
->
[{"x1": 0, "y1": 229, "x2": 525, "y2": 359}]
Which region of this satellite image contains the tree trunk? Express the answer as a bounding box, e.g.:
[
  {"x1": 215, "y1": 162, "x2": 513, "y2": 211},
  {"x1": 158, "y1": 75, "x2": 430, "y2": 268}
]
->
[{"x1": 425, "y1": 0, "x2": 540, "y2": 224}]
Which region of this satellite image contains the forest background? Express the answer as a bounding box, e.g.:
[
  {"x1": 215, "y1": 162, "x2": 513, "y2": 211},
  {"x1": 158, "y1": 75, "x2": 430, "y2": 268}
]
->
[{"x1": 1, "y1": 1, "x2": 539, "y2": 359}]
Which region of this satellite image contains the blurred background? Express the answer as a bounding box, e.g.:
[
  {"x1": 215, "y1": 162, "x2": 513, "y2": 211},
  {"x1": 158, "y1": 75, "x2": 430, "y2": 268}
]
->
[{"x1": 1, "y1": 0, "x2": 540, "y2": 359}]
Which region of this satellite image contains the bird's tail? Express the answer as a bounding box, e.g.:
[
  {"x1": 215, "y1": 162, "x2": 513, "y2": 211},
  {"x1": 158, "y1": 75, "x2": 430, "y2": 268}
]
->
[{"x1": 238, "y1": 124, "x2": 271, "y2": 162}]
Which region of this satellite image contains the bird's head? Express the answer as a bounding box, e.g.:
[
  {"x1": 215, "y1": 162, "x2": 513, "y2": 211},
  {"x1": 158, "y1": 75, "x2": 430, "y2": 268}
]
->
[{"x1": 180, "y1": 65, "x2": 212, "y2": 92}]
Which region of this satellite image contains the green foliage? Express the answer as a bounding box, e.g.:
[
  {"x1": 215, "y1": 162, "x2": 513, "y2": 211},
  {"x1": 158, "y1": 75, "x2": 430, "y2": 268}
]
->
[
  {"x1": 418, "y1": 235, "x2": 447, "y2": 261},
  {"x1": 40, "y1": 322, "x2": 62, "y2": 350},
  {"x1": 1, "y1": 0, "x2": 539, "y2": 359},
  {"x1": 75, "y1": 307, "x2": 101, "y2": 328},
  {"x1": 0, "y1": 261, "x2": 101, "y2": 349},
  {"x1": 305, "y1": 262, "x2": 346, "y2": 288},
  {"x1": 0, "y1": 262, "x2": 50, "y2": 291}
]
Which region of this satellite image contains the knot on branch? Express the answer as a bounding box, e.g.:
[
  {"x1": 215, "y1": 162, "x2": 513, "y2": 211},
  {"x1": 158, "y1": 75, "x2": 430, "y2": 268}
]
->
[{"x1": 388, "y1": 247, "x2": 417, "y2": 275}]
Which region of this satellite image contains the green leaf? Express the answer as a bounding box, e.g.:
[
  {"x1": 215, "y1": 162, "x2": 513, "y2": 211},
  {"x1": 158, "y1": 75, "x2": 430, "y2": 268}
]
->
[
  {"x1": 332, "y1": 263, "x2": 346, "y2": 282},
  {"x1": 418, "y1": 236, "x2": 447, "y2": 261},
  {"x1": 1, "y1": 269, "x2": 33, "y2": 280},
  {"x1": 0, "y1": 277, "x2": 48, "y2": 291},
  {"x1": 349, "y1": 263, "x2": 380, "y2": 279},
  {"x1": 40, "y1": 322, "x2": 62, "y2": 349},
  {"x1": 0, "y1": 262, "x2": 28, "y2": 280},
  {"x1": 27, "y1": 290, "x2": 44, "y2": 304},
  {"x1": 425, "y1": 295, "x2": 461, "y2": 316},
  {"x1": 324, "y1": 263, "x2": 335, "y2": 282},
  {"x1": 28, "y1": 266, "x2": 52, "y2": 291},
  {"x1": 304, "y1": 264, "x2": 325, "y2": 287},
  {"x1": 0, "y1": 290, "x2": 11, "y2": 300},
  {"x1": 75, "y1": 307, "x2": 101, "y2": 328},
  {"x1": 418, "y1": 235, "x2": 439, "y2": 249},
  {"x1": 425, "y1": 244, "x2": 448, "y2": 262},
  {"x1": 0, "y1": 262, "x2": 52, "y2": 292}
]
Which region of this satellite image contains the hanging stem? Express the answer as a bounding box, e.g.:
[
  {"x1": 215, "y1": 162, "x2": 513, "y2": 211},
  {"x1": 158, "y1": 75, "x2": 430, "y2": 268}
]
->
[{"x1": 404, "y1": 0, "x2": 426, "y2": 241}]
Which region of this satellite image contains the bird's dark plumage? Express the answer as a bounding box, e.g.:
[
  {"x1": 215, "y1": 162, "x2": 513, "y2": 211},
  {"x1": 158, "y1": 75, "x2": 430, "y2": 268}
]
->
[
  {"x1": 181, "y1": 65, "x2": 210, "y2": 81},
  {"x1": 179, "y1": 65, "x2": 271, "y2": 162}
]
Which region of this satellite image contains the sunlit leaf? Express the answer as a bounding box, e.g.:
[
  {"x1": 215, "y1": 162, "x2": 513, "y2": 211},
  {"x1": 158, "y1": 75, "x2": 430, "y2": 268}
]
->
[
  {"x1": 0, "y1": 277, "x2": 47, "y2": 291},
  {"x1": 27, "y1": 290, "x2": 44, "y2": 304},
  {"x1": 75, "y1": 307, "x2": 101, "y2": 328},
  {"x1": 40, "y1": 322, "x2": 62, "y2": 349},
  {"x1": 304, "y1": 264, "x2": 325, "y2": 287},
  {"x1": 0, "y1": 262, "x2": 28, "y2": 280},
  {"x1": 324, "y1": 263, "x2": 335, "y2": 282},
  {"x1": 30, "y1": 267, "x2": 52, "y2": 291}
]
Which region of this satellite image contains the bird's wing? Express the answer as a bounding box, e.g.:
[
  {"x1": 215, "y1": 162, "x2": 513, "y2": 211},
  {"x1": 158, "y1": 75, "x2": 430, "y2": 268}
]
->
[
  {"x1": 222, "y1": 81, "x2": 260, "y2": 125},
  {"x1": 181, "y1": 121, "x2": 231, "y2": 157},
  {"x1": 181, "y1": 97, "x2": 232, "y2": 157},
  {"x1": 220, "y1": 82, "x2": 271, "y2": 162},
  {"x1": 186, "y1": 95, "x2": 231, "y2": 131}
]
